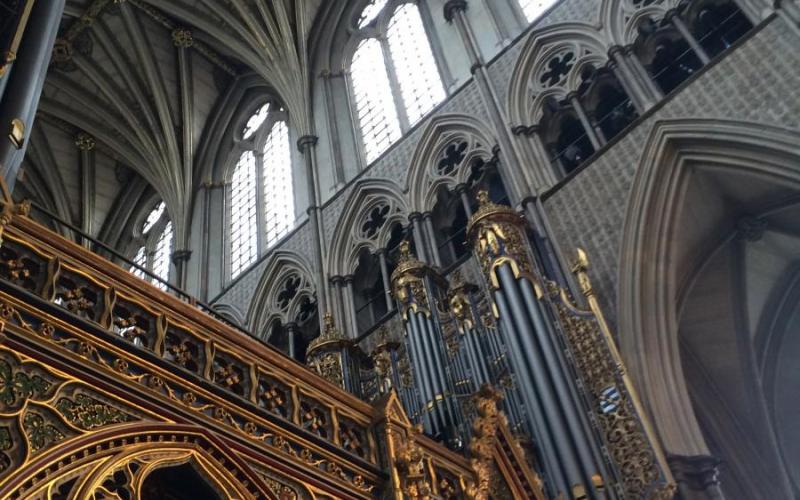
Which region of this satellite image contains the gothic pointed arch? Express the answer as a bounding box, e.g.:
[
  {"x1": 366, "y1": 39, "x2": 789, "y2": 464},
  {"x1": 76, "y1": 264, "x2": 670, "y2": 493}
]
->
[
  {"x1": 506, "y1": 22, "x2": 611, "y2": 127},
  {"x1": 247, "y1": 251, "x2": 316, "y2": 334},
  {"x1": 327, "y1": 178, "x2": 409, "y2": 277},
  {"x1": 617, "y1": 118, "x2": 800, "y2": 461},
  {"x1": 405, "y1": 113, "x2": 496, "y2": 213},
  {"x1": 0, "y1": 423, "x2": 279, "y2": 499}
]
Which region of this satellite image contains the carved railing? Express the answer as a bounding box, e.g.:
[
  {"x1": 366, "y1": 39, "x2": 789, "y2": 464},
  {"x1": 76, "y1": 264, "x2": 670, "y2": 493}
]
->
[{"x1": 0, "y1": 200, "x2": 384, "y2": 496}]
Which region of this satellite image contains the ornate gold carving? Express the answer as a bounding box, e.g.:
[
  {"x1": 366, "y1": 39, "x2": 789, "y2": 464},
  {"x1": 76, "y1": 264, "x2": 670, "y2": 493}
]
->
[
  {"x1": 464, "y1": 385, "x2": 546, "y2": 500},
  {"x1": 55, "y1": 393, "x2": 131, "y2": 430},
  {"x1": 391, "y1": 241, "x2": 444, "y2": 319},
  {"x1": 393, "y1": 425, "x2": 432, "y2": 499},
  {"x1": 466, "y1": 191, "x2": 533, "y2": 289},
  {"x1": 306, "y1": 313, "x2": 347, "y2": 389},
  {"x1": 546, "y1": 249, "x2": 676, "y2": 498},
  {"x1": 447, "y1": 271, "x2": 476, "y2": 333}
]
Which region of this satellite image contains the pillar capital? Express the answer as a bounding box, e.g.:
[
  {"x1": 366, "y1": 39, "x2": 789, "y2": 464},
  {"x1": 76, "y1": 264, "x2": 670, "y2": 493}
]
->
[
  {"x1": 171, "y1": 249, "x2": 192, "y2": 264},
  {"x1": 443, "y1": 0, "x2": 468, "y2": 23},
  {"x1": 296, "y1": 134, "x2": 319, "y2": 152}
]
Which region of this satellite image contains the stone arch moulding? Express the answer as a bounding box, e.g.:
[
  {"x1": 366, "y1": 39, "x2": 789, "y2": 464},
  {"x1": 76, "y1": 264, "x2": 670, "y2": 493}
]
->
[
  {"x1": 0, "y1": 423, "x2": 279, "y2": 499},
  {"x1": 405, "y1": 113, "x2": 497, "y2": 213},
  {"x1": 617, "y1": 117, "x2": 800, "y2": 456},
  {"x1": 247, "y1": 250, "x2": 315, "y2": 333},
  {"x1": 506, "y1": 22, "x2": 612, "y2": 127},
  {"x1": 327, "y1": 178, "x2": 409, "y2": 277},
  {"x1": 212, "y1": 302, "x2": 247, "y2": 328},
  {"x1": 599, "y1": 0, "x2": 682, "y2": 47}
]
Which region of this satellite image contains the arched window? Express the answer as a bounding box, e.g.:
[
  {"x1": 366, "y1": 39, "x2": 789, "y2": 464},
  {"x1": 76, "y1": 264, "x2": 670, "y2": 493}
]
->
[
  {"x1": 129, "y1": 201, "x2": 173, "y2": 288},
  {"x1": 350, "y1": 1, "x2": 445, "y2": 163},
  {"x1": 263, "y1": 121, "x2": 293, "y2": 247},
  {"x1": 518, "y1": 0, "x2": 559, "y2": 23},
  {"x1": 228, "y1": 103, "x2": 295, "y2": 280},
  {"x1": 230, "y1": 151, "x2": 258, "y2": 278}
]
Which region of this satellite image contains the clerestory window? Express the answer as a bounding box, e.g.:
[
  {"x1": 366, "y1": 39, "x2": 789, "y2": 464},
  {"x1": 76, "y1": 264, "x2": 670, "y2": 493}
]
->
[
  {"x1": 130, "y1": 201, "x2": 173, "y2": 288},
  {"x1": 518, "y1": 0, "x2": 560, "y2": 23},
  {"x1": 228, "y1": 103, "x2": 295, "y2": 280},
  {"x1": 349, "y1": 1, "x2": 445, "y2": 164}
]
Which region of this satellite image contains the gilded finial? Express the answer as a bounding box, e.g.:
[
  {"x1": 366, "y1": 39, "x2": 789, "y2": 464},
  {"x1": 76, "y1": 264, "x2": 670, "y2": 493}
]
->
[
  {"x1": 476, "y1": 190, "x2": 490, "y2": 206},
  {"x1": 398, "y1": 241, "x2": 412, "y2": 261},
  {"x1": 572, "y1": 248, "x2": 589, "y2": 273},
  {"x1": 323, "y1": 311, "x2": 335, "y2": 333}
]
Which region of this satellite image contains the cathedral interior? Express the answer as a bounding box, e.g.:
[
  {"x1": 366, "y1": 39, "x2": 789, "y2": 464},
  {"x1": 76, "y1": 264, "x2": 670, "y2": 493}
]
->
[{"x1": 0, "y1": 0, "x2": 798, "y2": 498}]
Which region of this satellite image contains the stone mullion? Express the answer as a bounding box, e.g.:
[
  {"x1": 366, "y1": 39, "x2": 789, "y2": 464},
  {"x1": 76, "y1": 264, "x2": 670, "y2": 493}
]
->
[
  {"x1": 379, "y1": 36, "x2": 411, "y2": 131},
  {"x1": 254, "y1": 150, "x2": 266, "y2": 256}
]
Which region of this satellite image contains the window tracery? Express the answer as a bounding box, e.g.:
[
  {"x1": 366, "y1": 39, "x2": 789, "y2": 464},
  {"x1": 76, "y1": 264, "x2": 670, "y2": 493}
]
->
[
  {"x1": 228, "y1": 103, "x2": 295, "y2": 281},
  {"x1": 349, "y1": 1, "x2": 445, "y2": 164}
]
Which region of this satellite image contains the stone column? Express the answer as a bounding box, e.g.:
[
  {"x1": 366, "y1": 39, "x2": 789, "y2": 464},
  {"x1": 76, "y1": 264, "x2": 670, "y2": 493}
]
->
[
  {"x1": 285, "y1": 322, "x2": 298, "y2": 359},
  {"x1": 409, "y1": 212, "x2": 430, "y2": 264},
  {"x1": 626, "y1": 45, "x2": 665, "y2": 101},
  {"x1": 343, "y1": 275, "x2": 359, "y2": 336},
  {"x1": 376, "y1": 250, "x2": 394, "y2": 312},
  {"x1": 171, "y1": 250, "x2": 192, "y2": 292},
  {"x1": 75, "y1": 132, "x2": 96, "y2": 247},
  {"x1": 422, "y1": 212, "x2": 443, "y2": 268},
  {"x1": 667, "y1": 11, "x2": 711, "y2": 64},
  {"x1": 330, "y1": 275, "x2": 347, "y2": 334},
  {"x1": 455, "y1": 184, "x2": 473, "y2": 218},
  {"x1": 297, "y1": 135, "x2": 329, "y2": 334},
  {"x1": 568, "y1": 92, "x2": 604, "y2": 150},
  {"x1": 0, "y1": 0, "x2": 66, "y2": 190},
  {"x1": 608, "y1": 45, "x2": 661, "y2": 110}
]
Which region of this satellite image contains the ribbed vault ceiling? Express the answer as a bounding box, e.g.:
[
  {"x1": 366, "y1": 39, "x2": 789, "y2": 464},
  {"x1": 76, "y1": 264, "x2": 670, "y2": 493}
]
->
[{"x1": 17, "y1": 0, "x2": 324, "y2": 253}]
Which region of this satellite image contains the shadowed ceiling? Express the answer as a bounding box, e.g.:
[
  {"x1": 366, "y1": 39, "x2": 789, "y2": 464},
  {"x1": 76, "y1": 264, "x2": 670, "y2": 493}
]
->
[{"x1": 16, "y1": 0, "x2": 326, "y2": 254}]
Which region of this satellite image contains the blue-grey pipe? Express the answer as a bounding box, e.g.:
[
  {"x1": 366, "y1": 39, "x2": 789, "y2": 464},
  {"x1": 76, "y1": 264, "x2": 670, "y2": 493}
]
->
[
  {"x1": 0, "y1": 0, "x2": 66, "y2": 189},
  {"x1": 499, "y1": 265, "x2": 599, "y2": 498},
  {"x1": 405, "y1": 316, "x2": 434, "y2": 431},
  {"x1": 518, "y1": 277, "x2": 612, "y2": 490},
  {"x1": 410, "y1": 312, "x2": 447, "y2": 434},
  {"x1": 495, "y1": 289, "x2": 568, "y2": 497}
]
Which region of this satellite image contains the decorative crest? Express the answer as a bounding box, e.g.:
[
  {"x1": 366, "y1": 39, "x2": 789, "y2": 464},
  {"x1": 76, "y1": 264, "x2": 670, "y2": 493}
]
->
[
  {"x1": 306, "y1": 312, "x2": 348, "y2": 357},
  {"x1": 465, "y1": 191, "x2": 533, "y2": 289}
]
